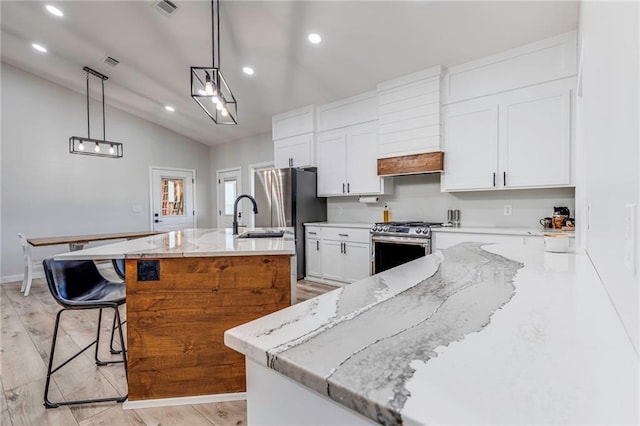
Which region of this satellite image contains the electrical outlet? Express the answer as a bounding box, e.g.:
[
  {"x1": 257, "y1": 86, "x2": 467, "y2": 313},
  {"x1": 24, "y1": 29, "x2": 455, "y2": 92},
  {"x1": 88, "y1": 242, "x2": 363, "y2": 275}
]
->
[
  {"x1": 624, "y1": 204, "x2": 636, "y2": 273},
  {"x1": 503, "y1": 205, "x2": 512, "y2": 216}
]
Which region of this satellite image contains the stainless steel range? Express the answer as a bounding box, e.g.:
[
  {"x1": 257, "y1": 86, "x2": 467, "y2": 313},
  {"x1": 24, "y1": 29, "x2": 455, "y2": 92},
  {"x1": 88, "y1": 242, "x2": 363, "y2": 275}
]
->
[{"x1": 370, "y1": 221, "x2": 442, "y2": 274}]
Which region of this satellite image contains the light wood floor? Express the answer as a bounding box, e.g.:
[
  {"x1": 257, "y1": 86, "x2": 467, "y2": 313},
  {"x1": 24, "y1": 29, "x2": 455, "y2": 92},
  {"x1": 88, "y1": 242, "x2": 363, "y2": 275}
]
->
[{"x1": 1, "y1": 273, "x2": 335, "y2": 426}]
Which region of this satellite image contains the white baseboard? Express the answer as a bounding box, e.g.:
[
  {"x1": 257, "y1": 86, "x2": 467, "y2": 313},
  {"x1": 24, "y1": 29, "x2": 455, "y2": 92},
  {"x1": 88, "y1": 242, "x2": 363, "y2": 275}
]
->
[
  {"x1": 303, "y1": 276, "x2": 345, "y2": 287},
  {"x1": 122, "y1": 392, "x2": 246, "y2": 410}
]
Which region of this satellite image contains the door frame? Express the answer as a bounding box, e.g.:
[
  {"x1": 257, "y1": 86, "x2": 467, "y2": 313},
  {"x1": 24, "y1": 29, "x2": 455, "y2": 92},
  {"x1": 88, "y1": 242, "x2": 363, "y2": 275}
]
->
[
  {"x1": 216, "y1": 167, "x2": 242, "y2": 228},
  {"x1": 149, "y1": 166, "x2": 197, "y2": 231},
  {"x1": 248, "y1": 161, "x2": 274, "y2": 227}
]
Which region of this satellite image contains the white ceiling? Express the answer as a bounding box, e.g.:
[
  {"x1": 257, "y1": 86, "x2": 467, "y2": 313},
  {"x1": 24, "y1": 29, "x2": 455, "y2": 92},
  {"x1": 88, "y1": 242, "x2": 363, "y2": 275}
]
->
[{"x1": 1, "y1": 1, "x2": 579, "y2": 146}]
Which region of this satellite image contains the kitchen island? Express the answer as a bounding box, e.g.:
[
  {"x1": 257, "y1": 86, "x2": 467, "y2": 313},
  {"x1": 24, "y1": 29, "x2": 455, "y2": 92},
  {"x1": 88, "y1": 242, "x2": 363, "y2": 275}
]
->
[
  {"x1": 55, "y1": 228, "x2": 296, "y2": 407},
  {"x1": 225, "y1": 242, "x2": 639, "y2": 425}
]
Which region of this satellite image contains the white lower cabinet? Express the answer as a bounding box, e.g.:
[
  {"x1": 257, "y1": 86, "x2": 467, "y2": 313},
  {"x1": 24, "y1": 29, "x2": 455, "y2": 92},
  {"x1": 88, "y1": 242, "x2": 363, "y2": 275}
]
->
[
  {"x1": 304, "y1": 226, "x2": 322, "y2": 279},
  {"x1": 432, "y1": 231, "x2": 541, "y2": 251},
  {"x1": 304, "y1": 225, "x2": 371, "y2": 285},
  {"x1": 321, "y1": 241, "x2": 370, "y2": 284}
]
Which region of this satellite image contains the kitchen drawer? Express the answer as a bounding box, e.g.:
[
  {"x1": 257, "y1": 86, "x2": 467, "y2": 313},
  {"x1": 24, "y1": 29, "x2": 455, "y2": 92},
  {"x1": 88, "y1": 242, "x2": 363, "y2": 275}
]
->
[
  {"x1": 321, "y1": 227, "x2": 370, "y2": 244},
  {"x1": 305, "y1": 226, "x2": 322, "y2": 239}
]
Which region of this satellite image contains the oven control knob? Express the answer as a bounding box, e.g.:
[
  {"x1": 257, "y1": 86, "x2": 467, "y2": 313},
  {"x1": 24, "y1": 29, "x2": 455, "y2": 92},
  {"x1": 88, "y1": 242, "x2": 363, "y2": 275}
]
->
[
  {"x1": 416, "y1": 228, "x2": 423, "y2": 234},
  {"x1": 383, "y1": 225, "x2": 390, "y2": 232}
]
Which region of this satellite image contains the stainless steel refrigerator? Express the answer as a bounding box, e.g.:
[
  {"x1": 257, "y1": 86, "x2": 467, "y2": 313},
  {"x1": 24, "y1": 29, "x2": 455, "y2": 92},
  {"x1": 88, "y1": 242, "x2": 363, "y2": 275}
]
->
[{"x1": 254, "y1": 168, "x2": 326, "y2": 279}]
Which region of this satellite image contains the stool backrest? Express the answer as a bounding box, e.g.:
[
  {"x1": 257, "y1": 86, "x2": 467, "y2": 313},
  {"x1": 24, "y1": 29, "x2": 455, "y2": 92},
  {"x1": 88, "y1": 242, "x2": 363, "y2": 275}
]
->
[
  {"x1": 43, "y1": 258, "x2": 105, "y2": 304},
  {"x1": 112, "y1": 259, "x2": 125, "y2": 280}
]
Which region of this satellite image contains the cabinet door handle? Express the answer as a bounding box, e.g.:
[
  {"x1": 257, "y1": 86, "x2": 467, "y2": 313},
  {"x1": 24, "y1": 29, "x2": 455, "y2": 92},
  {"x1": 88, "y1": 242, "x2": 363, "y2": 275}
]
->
[
  {"x1": 338, "y1": 233, "x2": 349, "y2": 237},
  {"x1": 503, "y1": 171, "x2": 507, "y2": 187},
  {"x1": 342, "y1": 183, "x2": 346, "y2": 194},
  {"x1": 308, "y1": 231, "x2": 317, "y2": 235},
  {"x1": 339, "y1": 242, "x2": 343, "y2": 253},
  {"x1": 343, "y1": 243, "x2": 347, "y2": 254},
  {"x1": 492, "y1": 172, "x2": 496, "y2": 187},
  {"x1": 347, "y1": 183, "x2": 350, "y2": 193},
  {"x1": 316, "y1": 240, "x2": 319, "y2": 251}
]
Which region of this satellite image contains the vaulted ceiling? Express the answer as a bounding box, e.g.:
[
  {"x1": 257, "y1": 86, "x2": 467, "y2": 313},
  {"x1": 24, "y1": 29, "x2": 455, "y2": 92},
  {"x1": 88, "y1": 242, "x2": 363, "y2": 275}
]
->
[{"x1": 1, "y1": 1, "x2": 579, "y2": 146}]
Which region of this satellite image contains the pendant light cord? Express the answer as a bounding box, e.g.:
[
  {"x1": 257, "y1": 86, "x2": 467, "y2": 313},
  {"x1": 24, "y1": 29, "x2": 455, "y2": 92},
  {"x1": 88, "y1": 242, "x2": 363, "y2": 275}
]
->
[
  {"x1": 211, "y1": 0, "x2": 215, "y2": 68},
  {"x1": 102, "y1": 79, "x2": 106, "y2": 140},
  {"x1": 86, "y1": 71, "x2": 90, "y2": 138},
  {"x1": 217, "y1": 0, "x2": 220, "y2": 69}
]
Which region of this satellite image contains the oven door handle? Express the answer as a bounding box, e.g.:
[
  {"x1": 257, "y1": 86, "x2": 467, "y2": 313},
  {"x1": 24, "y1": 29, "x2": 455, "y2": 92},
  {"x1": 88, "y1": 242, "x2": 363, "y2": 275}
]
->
[{"x1": 371, "y1": 235, "x2": 430, "y2": 247}]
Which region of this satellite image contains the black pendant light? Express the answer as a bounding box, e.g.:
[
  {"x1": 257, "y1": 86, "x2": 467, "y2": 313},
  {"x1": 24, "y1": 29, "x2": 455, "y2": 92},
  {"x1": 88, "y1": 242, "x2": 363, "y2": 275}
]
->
[
  {"x1": 69, "y1": 67, "x2": 123, "y2": 158},
  {"x1": 190, "y1": 0, "x2": 238, "y2": 125}
]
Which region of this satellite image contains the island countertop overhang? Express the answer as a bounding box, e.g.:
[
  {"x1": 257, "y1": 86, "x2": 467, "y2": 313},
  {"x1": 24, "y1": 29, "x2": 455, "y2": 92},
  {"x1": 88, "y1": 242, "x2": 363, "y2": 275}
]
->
[{"x1": 53, "y1": 227, "x2": 296, "y2": 260}]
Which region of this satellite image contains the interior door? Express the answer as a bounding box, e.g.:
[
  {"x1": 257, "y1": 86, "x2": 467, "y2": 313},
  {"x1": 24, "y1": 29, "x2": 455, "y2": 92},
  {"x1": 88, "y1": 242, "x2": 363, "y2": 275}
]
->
[
  {"x1": 217, "y1": 168, "x2": 242, "y2": 229},
  {"x1": 151, "y1": 168, "x2": 195, "y2": 232}
]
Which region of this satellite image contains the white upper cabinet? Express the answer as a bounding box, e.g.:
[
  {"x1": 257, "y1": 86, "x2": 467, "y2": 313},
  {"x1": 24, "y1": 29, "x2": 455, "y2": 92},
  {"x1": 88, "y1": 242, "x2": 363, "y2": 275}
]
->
[
  {"x1": 500, "y1": 85, "x2": 571, "y2": 188},
  {"x1": 272, "y1": 105, "x2": 316, "y2": 168},
  {"x1": 274, "y1": 133, "x2": 315, "y2": 169},
  {"x1": 316, "y1": 92, "x2": 377, "y2": 132},
  {"x1": 317, "y1": 122, "x2": 389, "y2": 196},
  {"x1": 441, "y1": 31, "x2": 577, "y2": 192},
  {"x1": 442, "y1": 101, "x2": 499, "y2": 190},
  {"x1": 272, "y1": 105, "x2": 315, "y2": 140},
  {"x1": 442, "y1": 78, "x2": 574, "y2": 191},
  {"x1": 377, "y1": 66, "x2": 443, "y2": 159},
  {"x1": 442, "y1": 31, "x2": 577, "y2": 104}
]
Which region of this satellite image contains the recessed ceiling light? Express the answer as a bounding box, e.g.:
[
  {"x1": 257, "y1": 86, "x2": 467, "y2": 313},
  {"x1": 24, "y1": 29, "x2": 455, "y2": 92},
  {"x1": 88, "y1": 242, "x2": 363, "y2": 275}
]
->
[
  {"x1": 45, "y1": 5, "x2": 64, "y2": 17},
  {"x1": 242, "y1": 66, "x2": 255, "y2": 75},
  {"x1": 32, "y1": 43, "x2": 47, "y2": 53},
  {"x1": 165, "y1": 105, "x2": 175, "y2": 112},
  {"x1": 308, "y1": 33, "x2": 322, "y2": 44}
]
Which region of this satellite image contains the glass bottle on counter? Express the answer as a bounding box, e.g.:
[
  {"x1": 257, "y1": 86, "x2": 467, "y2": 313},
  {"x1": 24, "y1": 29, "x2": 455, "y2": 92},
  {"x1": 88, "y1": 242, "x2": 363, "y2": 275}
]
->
[{"x1": 383, "y1": 203, "x2": 391, "y2": 222}]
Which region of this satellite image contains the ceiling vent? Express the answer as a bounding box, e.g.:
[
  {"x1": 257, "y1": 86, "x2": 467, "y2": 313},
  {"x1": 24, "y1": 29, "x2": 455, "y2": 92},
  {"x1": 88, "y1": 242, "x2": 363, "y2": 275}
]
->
[
  {"x1": 103, "y1": 56, "x2": 120, "y2": 67},
  {"x1": 154, "y1": 0, "x2": 178, "y2": 16}
]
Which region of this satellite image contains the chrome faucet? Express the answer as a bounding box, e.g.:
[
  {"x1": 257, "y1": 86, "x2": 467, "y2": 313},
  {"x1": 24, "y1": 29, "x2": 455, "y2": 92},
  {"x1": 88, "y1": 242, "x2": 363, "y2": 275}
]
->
[{"x1": 233, "y1": 194, "x2": 258, "y2": 235}]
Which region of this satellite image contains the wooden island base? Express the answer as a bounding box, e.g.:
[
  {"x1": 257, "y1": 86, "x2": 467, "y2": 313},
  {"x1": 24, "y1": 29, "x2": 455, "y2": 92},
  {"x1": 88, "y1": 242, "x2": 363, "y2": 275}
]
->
[{"x1": 125, "y1": 255, "x2": 291, "y2": 401}]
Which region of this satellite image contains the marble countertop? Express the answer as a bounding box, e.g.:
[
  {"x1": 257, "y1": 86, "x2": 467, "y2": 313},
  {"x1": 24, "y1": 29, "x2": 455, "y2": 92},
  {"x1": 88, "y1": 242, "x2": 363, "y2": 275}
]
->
[
  {"x1": 433, "y1": 225, "x2": 575, "y2": 237},
  {"x1": 304, "y1": 222, "x2": 373, "y2": 229},
  {"x1": 225, "y1": 242, "x2": 638, "y2": 425},
  {"x1": 54, "y1": 228, "x2": 295, "y2": 260}
]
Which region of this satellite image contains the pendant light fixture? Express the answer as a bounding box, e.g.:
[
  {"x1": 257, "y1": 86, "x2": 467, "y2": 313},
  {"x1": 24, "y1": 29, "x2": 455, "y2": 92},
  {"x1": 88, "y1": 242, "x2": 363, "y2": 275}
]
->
[
  {"x1": 190, "y1": 0, "x2": 238, "y2": 124},
  {"x1": 69, "y1": 67, "x2": 123, "y2": 158}
]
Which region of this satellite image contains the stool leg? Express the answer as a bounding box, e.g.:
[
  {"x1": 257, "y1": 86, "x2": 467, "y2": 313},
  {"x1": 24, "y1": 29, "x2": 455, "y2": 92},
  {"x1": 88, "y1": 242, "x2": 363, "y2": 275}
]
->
[
  {"x1": 95, "y1": 308, "x2": 126, "y2": 366},
  {"x1": 44, "y1": 306, "x2": 127, "y2": 408},
  {"x1": 113, "y1": 306, "x2": 128, "y2": 378},
  {"x1": 44, "y1": 309, "x2": 65, "y2": 408}
]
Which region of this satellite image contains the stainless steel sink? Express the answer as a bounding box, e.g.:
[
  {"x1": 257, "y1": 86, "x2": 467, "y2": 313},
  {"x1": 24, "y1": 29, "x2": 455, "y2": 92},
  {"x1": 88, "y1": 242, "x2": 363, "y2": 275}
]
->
[{"x1": 237, "y1": 230, "x2": 285, "y2": 239}]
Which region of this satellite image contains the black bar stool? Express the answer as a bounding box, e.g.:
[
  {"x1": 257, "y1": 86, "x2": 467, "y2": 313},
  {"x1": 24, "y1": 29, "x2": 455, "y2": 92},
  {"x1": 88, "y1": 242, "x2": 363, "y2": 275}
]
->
[{"x1": 42, "y1": 258, "x2": 127, "y2": 408}]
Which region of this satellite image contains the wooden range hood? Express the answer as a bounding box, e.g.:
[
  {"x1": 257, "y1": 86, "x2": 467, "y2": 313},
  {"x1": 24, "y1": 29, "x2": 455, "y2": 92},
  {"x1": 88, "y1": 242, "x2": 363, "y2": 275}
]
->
[{"x1": 377, "y1": 151, "x2": 444, "y2": 176}]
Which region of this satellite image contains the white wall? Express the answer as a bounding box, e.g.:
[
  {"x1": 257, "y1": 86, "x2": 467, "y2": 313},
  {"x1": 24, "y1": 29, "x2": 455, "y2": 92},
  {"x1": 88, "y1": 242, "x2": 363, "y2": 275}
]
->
[
  {"x1": 328, "y1": 174, "x2": 575, "y2": 227},
  {"x1": 578, "y1": 1, "x2": 639, "y2": 352},
  {"x1": 209, "y1": 132, "x2": 273, "y2": 225},
  {"x1": 1, "y1": 63, "x2": 212, "y2": 281}
]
